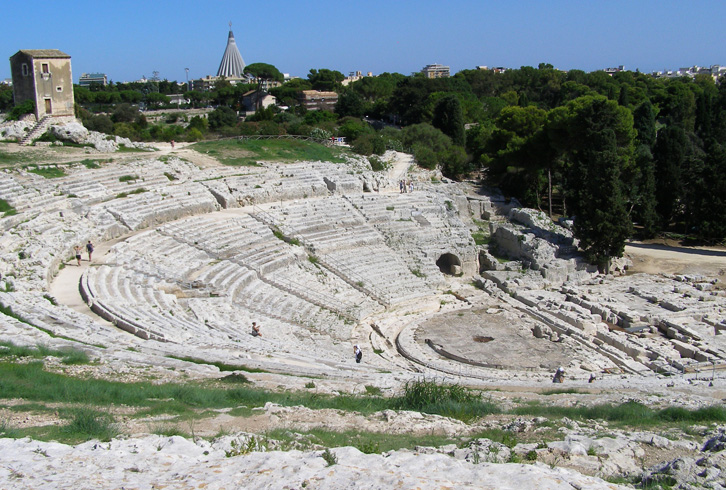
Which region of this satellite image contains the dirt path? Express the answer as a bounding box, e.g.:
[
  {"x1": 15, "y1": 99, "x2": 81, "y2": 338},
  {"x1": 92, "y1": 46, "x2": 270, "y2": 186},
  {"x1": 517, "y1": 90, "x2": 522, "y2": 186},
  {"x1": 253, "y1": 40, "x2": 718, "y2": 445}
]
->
[{"x1": 625, "y1": 240, "x2": 726, "y2": 281}]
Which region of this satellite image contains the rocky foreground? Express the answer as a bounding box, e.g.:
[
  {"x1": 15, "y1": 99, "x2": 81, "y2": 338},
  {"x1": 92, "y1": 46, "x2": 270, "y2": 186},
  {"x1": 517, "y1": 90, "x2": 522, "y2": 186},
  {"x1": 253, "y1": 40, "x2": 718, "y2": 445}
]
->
[
  {"x1": 0, "y1": 434, "x2": 627, "y2": 490},
  {"x1": 2, "y1": 403, "x2": 725, "y2": 489}
]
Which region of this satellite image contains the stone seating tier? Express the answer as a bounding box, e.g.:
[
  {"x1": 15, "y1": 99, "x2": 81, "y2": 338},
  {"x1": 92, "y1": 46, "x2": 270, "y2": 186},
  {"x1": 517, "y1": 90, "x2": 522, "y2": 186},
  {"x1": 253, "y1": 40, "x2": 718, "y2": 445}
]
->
[{"x1": 86, "y1": 266, "x2": 223, "y2": 343}]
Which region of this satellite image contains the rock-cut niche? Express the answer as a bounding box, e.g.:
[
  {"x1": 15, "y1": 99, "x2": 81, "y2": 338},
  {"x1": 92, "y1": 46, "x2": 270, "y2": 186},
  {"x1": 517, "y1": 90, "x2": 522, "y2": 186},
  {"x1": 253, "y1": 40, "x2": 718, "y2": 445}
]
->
[{"x1": 436, "y1": 253, "x2": 462, "y2": 275}]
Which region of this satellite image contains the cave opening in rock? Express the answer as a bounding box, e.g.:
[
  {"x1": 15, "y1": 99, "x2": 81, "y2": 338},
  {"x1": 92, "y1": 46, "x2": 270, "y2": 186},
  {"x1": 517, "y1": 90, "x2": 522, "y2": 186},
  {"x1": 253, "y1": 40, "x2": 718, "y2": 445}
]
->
[{"x1": 436, "y1": 253, "x2": 462, "y2": 275}]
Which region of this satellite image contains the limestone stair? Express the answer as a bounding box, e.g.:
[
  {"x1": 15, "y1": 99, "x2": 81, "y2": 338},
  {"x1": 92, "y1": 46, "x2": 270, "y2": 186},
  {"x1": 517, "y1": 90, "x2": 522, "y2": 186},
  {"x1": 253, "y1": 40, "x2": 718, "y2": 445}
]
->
[{"x1": 19, "y1": 115, "x2": 52, "y2": 146}]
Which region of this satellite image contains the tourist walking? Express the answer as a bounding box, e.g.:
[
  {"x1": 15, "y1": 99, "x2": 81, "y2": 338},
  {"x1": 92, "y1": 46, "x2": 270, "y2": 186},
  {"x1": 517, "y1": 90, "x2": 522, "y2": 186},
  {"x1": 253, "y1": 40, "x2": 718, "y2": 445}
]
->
[
  {"x1": 74, "y1": 245, "x2": 82, "y2": 266},
  {"x1": 86, "y1": 240, "x2": 94, "y2": 262},
  {"x1": 354, "y1": 344, "x2": 362, "y2": 363}
]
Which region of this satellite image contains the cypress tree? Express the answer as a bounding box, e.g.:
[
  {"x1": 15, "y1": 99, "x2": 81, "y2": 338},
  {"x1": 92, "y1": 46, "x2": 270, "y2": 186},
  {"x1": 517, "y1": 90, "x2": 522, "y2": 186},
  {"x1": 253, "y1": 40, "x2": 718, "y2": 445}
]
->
[
  {"x1": 653, "y1": 126, "x2": 687, "y2": 227},
  {"x1": 571, "y1": 128, "x2": 632, "y2": 272},
  {"x1": 633, "y1": 100, "x2": 656, "y2": 149},
  {"x1": 633, "y1": 144, "x2": 659, "y2": 238},
  {"x1": 432, "y1": 94, "x2": 466, "y2": 146}
]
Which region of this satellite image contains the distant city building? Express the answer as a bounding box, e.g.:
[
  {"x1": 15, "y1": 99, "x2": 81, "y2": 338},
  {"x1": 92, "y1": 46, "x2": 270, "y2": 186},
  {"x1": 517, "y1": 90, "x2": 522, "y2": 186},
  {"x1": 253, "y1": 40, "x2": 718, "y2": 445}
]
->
[
  {"x1": 167, "y1": 94, "x2": 190, "y2": 106},
  {"x1": 650, "y1": 64, "x2": 726, "y2": 81},
  {"x1": 217, "y1": 23, "x2": 246, "y2": 78},
  {"x1": 242, "y1": 90, "x2": 277, "y2": 113},
  {"x1": 79, "y1": 72, "x2": 108, "y2": 87},
  {"x1": 603, "y1": 65, "x2": 626, "y2": 76},
  {"x1": 189, "y1": 74, "x2": 280, "y2": 93},
  {"x1": 342, "y1": 71, "x2": 372, "y2": 86},
  {"x1": 299, "y1": 90, "x2": 338, "y2": 111},
  {"x1": 476, "y1": 65, "x2": 508, "y2": 73},
  {"x1": 9, "y1": 49, "x2": 75, "y2": 120},
  {"x1": 421, "y1": 64, "x2": 450, "y2": 78}
]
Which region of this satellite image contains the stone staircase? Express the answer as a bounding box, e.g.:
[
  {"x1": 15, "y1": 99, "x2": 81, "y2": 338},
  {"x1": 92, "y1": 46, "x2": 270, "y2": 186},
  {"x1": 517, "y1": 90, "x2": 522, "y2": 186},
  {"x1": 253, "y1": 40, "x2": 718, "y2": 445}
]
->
[{"x1": 19, "y1": 115, "x2": 52, "y2": 145}]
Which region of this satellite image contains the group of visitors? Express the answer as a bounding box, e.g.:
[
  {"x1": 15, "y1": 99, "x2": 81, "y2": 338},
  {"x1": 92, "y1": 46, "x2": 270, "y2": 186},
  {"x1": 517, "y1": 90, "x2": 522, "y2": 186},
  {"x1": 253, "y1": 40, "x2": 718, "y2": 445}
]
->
[
  {"x1": 399, "y1": 180, "x2": 414, "y2": 193},
  {"x1": 251, "y1": 320, "x2": 364, "y2": 364},
  {"x1": 74, "y1": 240, "x2": 94, "y2": 266},
  {"x1": 552, "y1": 367, "x2": 597, "y2": 383}
]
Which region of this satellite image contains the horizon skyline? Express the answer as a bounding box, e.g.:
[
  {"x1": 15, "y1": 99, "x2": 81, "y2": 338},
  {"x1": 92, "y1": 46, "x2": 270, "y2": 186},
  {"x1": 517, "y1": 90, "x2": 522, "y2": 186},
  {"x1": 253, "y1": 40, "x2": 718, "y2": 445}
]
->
[{"x1": 2, "y1": 0, "x2": 725, "y2": 84}]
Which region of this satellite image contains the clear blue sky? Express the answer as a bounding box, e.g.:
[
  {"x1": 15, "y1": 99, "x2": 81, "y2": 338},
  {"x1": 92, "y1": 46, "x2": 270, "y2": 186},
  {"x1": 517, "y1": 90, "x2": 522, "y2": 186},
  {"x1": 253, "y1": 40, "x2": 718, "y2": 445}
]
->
[{"x1": 2, "y1": 0, "x2": 724, "y2": 83}]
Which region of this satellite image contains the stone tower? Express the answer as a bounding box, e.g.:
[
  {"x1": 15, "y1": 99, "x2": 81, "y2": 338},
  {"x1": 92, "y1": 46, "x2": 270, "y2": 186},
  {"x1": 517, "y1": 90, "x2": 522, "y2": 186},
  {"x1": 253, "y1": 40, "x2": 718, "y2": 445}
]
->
[
  {"x1": 9, "y1": 49, "x2": 75, "y2": 120},
  {"x1": 216, "y1": 23, "x2": 246, "y2": 78}
]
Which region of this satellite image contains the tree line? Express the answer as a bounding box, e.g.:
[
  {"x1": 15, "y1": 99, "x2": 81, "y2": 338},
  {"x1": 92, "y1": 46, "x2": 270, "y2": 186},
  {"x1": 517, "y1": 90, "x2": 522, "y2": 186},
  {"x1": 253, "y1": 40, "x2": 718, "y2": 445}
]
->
[{"x1": 2, "y1": 62, "x2": 725, "y2": 256}]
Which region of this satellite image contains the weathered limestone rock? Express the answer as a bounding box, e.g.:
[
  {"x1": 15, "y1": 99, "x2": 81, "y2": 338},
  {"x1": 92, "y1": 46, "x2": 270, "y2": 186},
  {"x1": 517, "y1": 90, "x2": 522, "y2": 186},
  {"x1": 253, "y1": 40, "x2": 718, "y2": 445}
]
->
[
  {"x1": 0, "y1": 435, "x2": 630, "y2": 489},
  {"x1": 50, "y1": 122, "x2": 89, "y2": 144},
  {"x1": 0, "y1": 120, "x2": 33, "y2": 140}
]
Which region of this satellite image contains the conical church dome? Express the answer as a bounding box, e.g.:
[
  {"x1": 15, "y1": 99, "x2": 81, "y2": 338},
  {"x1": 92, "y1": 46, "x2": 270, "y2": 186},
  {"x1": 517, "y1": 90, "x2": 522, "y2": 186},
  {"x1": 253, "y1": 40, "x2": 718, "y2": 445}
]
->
[{"x1": 217, "y1": 25, "x2": 246, "y2": 78}]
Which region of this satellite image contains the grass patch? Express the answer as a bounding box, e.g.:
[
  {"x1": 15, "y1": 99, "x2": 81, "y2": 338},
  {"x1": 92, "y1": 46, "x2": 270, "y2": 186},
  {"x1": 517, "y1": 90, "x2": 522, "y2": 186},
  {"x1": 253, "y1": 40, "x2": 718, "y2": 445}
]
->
[
  {"x1": 540, "y1": 388, "x2": 585, "y2": 395},
  {"x1": 513, "y1": 400, "x2": 726, "y2": 427},
  {"x1": 471, "y1": 230, "x2": 490, "y2": 246},
  {"x1": 0, "y1": 148, "x2": 31, "y2": 166},
  {"x1": 219, "y1": 373, "x2": 251, "y2": 384},
  {"x1": 25, "y1": 165, "x2": 66, "y2": 178},
  {"x1": 267, "y1": 427, "x2": 462, "y2": 454},
  {"x1": 0, "y1": 419, "x2": 21, "y2": 438},
  {"x1": 0, "y1": 341, "x2": 90, "y2": 365},
  {"x1": 61, "y1": 407, "x2": 118, "y2": 442},
  {"x1": 0, "y1": 198, "x2": 17, "y2": 217},
  {"x1": 119, "y1": 174, "x2": 139, "y2": 182},
  {"x1": 116, "y1": 188, "x2": 147, "y2": 198},
  {"x1": 117, "y1": 145, "x2": 147, "y2": 153},
  {"x1": 364, "y1": 385, "x2": 382, "y2": 396},
  {"x1": 0, "y1": 361, "x2": 393, "y2": 418},
  {"x1": 191, "y1": 139, "x2": 348, "y2": 166},
  {"x1": 151, "y1": 423, "x2": 191, "y2": 438},
  {"x1": 166, "y1": 355, "x2": 269, "y2": 373},
  {"x1": 393, "y1": 379, "x2": 500, "y2": 422},
  {"x1": 272, "y1": 228, "x2": 300, "y2": 246},
  {"x1": 80, "y1": 159, "x2": 102, "y2": 169}
]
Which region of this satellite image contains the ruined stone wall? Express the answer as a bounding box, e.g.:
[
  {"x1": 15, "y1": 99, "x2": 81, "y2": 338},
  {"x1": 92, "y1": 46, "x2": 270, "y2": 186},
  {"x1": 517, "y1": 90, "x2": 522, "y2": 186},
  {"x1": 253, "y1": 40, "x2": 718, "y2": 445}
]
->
[{"x1": 9, "y1": 52, "x2": 36, "y2": 108}]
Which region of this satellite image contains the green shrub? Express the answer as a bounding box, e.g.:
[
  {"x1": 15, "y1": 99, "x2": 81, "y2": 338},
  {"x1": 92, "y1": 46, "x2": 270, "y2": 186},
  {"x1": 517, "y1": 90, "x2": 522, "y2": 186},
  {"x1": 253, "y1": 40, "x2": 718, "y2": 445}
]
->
[
  {"x1": 0, "y1": 198, "x2": 17, "y2": 217},
  {"x1": 8, "y1": 100, "x2": 35, "y2": 121},
  {"x1": 60, "y1": 348, "x2": 90, "y2": 365},
  {"x1": 369, "y1": 155, "x2": 387, "y2": 171},
  {"x1": 394, "y1": 379, "x2": 497, "y2": 421},
  {"x1": 26, "y1": 166, "x2": 66, "y2": 178},
  {"x1": 80, "y1": 159, "x2": 101, "y2": 169},
  {"x1": 62, "y1": 408, "x2": 117, "y2": 442},
  {"x1": 321, "y1": 448, "x2": 337, "y2": 466},
  {"x1": 352, "y1": 133, "x2": 385, "y2": 156},
  {"x1": 364, "y1": 385, "x2": 382, "y2": 396}
]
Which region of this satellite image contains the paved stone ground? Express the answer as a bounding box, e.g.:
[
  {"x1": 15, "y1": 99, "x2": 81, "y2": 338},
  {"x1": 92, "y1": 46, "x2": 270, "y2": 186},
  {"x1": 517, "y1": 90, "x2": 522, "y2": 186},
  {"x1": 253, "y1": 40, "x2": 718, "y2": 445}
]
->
[{"x1": 418, "y1": 307, "x2": 577, "y2": 371}]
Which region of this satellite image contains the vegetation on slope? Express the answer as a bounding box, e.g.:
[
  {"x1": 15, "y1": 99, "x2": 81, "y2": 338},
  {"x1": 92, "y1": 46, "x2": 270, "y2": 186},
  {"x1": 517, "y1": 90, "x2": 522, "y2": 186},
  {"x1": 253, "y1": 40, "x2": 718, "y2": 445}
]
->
[
  {"x1": 0, "y1": 353, "x2": 724, "y2": 448},
  {"x1": 191, "y1": 138, "x2": 348, "y2": 166}
]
